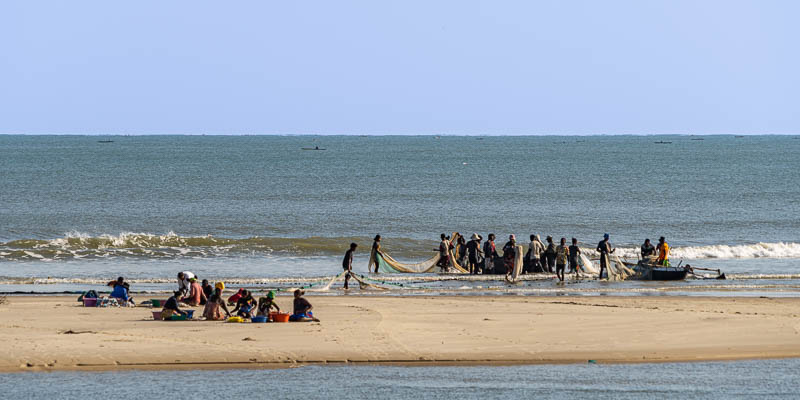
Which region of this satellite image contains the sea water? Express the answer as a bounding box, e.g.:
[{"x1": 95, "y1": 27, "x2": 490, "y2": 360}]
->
[
  {"x1": 1, "y1": 359, "x2": 798, "y2": 399},
  {"x1": 1, "y1": 135, "x2": 799, "y2": 296}
]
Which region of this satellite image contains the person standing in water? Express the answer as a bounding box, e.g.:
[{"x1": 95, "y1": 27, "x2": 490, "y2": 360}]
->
[
  {"x1": 527, "y1": 234, "x2": 544, "y2": 273},
  {"x1": 657, "y1": 236, "x2": 670, "y2": 266},
  {"x1": 502, "y1": 234, "x2": 517, "y2": 276},
  {"x1": 466, "y1": 233, "x2": 483, "y2": 275},
  {"x1": 555, "y1": 237, "x2": 569, "y2": 282},
  {"x1": 483, "y1": 234, "x2": 498, "y2": 274},
  {"x1": 455, "y1": 234, "x2": 468, "y2": 266},
  {"x1": 342, "y1": 242, "x2": 357, "y2": 289},
  {"x1": 435, "y1": 233, "x2": 451, "y2": 272},
  {"x1": 370, "y1": 235, "x2": 382, "y2": 273},
  {"x1": 596, "y1": 233, "x2": 615, "y2": 279},
  {"x1": 568, "y1": 238, "x2": 581, "y2": 278},
  {"x1": 544, "y1": 236, "x2": 557, "y2": 273}
]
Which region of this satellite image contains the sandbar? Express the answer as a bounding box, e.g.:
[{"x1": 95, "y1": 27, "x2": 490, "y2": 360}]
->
[{"x1": 1, "y1": 295, "x2": 799, "y2": 372}]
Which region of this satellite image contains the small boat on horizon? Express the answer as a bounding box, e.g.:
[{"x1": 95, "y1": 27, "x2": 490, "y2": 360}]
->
[
  {"x1": 654, "y1": 141, "x2": 672, "y2": 144},
  {"x1": 301, "y1": 146, "x2": 326, "y2": 150}
]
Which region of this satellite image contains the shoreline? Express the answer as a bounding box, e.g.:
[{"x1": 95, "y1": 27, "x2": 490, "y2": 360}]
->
[{"x1": 2, "y1": 295, "x2": 799, "y2": 373}]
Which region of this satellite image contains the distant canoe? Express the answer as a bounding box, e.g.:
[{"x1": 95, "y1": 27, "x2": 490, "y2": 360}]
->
[
  {"x1": 654, "y1": 141, "x2": 672, "y2": 144},
  {"x1": 97, "y1": 140, "x2": 114, "y2": 143},
  {"x1": 301, "y1": 147, "x2": 326, "y2": 151}
]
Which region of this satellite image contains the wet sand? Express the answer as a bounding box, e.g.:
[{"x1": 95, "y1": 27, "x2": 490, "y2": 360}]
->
[{"x1": 1, "y1": 295, "x2": 799, "y2": 372}]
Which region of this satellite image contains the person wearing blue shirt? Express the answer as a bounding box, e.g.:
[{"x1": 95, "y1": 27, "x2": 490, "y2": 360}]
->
[{"x1": 108, "y1": 276, "x2": 135, "y2": 306}]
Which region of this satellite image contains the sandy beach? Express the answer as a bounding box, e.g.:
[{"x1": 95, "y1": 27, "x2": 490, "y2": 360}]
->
[{"x1": 1, "y1": 295, "x2": 799, "y2": 372}]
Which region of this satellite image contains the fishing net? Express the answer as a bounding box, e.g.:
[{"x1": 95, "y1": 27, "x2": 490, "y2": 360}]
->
[
  {"x1": 505, "y1": 245, "x2": 524, "y2": 283},
  {"x1": 607, "y1": 254, "x2": 636, "y2": 280},
  {"x1": 285, "y1": 270, "x2": 348, "y2": 292},
  {"x1": 374, "y1": 251, "x2": 441, "y2": 273},
  {"x1": 578, "y1": 253, "x2": 599, "y2": 277},
  {"x1": 369, "y1": 232, "x2": 469, "y2": 274}
]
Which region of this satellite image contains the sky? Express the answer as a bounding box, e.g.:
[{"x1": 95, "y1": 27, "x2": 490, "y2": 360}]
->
[{"x1": 1, "y1": 1, "x2": 798, "y2": 135}]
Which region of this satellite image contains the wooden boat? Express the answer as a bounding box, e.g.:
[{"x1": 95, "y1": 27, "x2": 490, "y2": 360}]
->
[
  {"x1": 650, "y1": 267, "x2": 689, "y2": 280},
  {"x1": 633, "y1": 260, "x2": 688, "y2": 281},
  {"x1": 301, "y1": 147, "x2": 326, "y2": 150}
]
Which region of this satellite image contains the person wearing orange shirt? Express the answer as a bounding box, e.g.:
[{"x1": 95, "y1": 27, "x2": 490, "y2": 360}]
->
[{"x1": 657, "y1": 236, "x2": 670, "y2": 266}]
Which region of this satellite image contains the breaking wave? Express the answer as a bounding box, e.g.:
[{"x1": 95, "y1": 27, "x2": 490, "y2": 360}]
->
[
  {"x1": 1, "y1": 232, "x2": 799, "y2": 262},
  {"x1": 0, "y1": 232, "x2": 433, "y2": 261},
  {"x1": 583, "y1": 242, "x2": 800, "y2": 260}
]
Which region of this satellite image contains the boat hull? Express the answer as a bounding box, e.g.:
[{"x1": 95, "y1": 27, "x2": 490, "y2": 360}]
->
[{"x1": 650, "y1": 268, "x2": 689, "y2": 281}]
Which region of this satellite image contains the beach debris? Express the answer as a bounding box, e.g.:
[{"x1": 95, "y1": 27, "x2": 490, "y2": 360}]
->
[
  {"x1": 0, "y1": 295, "x2": 6, "y2": 305},
  {"x1": 61, "y1": 330, "x2": 96, "y2": 335},
  {"x1": 242, "y1": 337, "x2": 255, "y2": 341}
]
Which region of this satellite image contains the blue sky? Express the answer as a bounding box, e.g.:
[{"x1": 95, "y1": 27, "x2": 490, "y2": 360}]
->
[{"x1": 1, "y1": 1, "x2": 798, "y2": 135}]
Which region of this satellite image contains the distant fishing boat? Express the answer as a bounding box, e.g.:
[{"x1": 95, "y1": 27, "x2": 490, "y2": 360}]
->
[
  {"x1": 301, "y1": 146, "x2": 326, "y2": 150},
  {"x1": 97, "y1": 140, "x2": 114, "y2": 143},
  {"x1": 654, "y1": 141, "x2": 672, "y2": 144}
]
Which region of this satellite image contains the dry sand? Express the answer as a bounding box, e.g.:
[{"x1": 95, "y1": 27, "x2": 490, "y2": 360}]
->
[{"x1": 1, "y1": 295, "x2": 799, "y2": 372}]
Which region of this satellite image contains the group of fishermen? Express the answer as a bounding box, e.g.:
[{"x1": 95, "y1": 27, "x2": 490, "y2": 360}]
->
[{"x1": 366, "y1": 233, "x2": 671, "y2": 281}]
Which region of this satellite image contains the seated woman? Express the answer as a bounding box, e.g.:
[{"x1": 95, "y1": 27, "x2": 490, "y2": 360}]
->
[
  {"x1": 161, "y1": 291, "x2": 188, "y2": 320},
  {"x1": 230, "y1": 290, "x2": 256, "y2": 318},
  {"x1": 227, "y1": 288, "x2": 245, "y2": 306},
  {"x1": 108, "y1": 276, "x2": 135, "y2": 306},
  {"x1": 200, "y1": 279, "x2": 213, "y2": 305},
  {"x1": 202, "y1": 282, "x2": 231, "y2": 321},
  {"x1": 257, "y1": 291, "x2": 280, "y2": 317},
  {"x1": 289, "y1": 289, "x2": 320, "y2": 322},
  {"x1": 180, "y1": 277, "x2": 207, "y2": 306}
]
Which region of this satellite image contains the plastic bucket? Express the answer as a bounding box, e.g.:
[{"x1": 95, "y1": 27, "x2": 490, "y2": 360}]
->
[
  {"x1": 150, "y1": 299, "x2": 161, "y2": 308},
  {"x1": 83, "y1": 298, "x2": 98, "y2": 307},
  {"x1": 186, "y1": 310, "x2": 195, "y2": 319},
  {"x1": 251, "y1": 316, "x2": 268, "y2": 323},
  {"x1": 273, "y1": 313, "x2": 290, "y2": 323},
  {"x1": 152, "y1": 311, "x2": 162, "y2": 320}
]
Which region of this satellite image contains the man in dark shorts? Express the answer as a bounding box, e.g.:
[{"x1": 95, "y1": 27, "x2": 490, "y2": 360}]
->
[
  {"x1": 568, "y1": 238, "x2": 581, "y2": 278},
  {"x1": 555, "y1": 237, "x2": 569, "y2": 282},
  {"x1": 596, "y1": 233, "x2": 615, "y2": 279},
  {"x1": 342, "y1": 242, "x2": 357, "y2": 289},
  {"x1": 465, "y1": 233, "x2": 483, "y2": 275}
]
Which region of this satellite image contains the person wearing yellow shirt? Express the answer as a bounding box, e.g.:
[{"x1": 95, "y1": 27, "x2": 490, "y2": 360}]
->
[{"x1": 657, "y1": 236, "x2": 670, "y2": 266}]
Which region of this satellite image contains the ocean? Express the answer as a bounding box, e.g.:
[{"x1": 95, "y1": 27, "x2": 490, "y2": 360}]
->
[
  {"x1": 1, "y1": 359, "x2": 798, "y2": 399},
  {"x1": 1, "y1": 135, "x2": 799, "y2": 296}
]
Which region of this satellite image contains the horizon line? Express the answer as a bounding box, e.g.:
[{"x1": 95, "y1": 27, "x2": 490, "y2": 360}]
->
[{"x1": 1, "y1": 132, "x2": 798, "y2": 137}]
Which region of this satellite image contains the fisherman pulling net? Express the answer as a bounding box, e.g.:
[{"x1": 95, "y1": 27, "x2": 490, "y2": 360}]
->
[{"x1": 369, "y1": 233, "x2": 469, "y2": 274}]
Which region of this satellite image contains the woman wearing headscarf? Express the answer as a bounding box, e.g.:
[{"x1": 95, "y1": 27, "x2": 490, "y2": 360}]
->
[{"x1": 202, "y1": 282, "x2": 230, "y2": 321}]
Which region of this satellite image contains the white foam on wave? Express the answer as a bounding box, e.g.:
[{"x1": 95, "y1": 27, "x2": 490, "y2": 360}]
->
[
  {"x1": 581, "y1": 242, "x2": 800, "y2": 260},
  {"x1": 3, "y1": 232, "x2": 800, "y2": 261}
]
